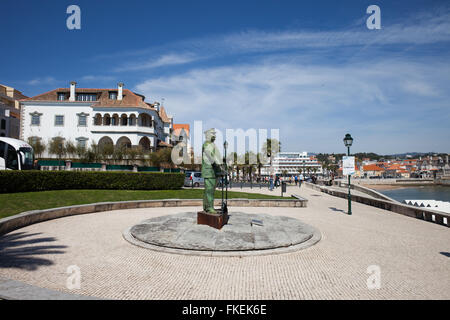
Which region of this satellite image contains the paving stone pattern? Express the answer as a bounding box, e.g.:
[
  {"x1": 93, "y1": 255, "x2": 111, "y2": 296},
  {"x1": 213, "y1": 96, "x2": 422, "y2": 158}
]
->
[{"x1": 0, "y1": 186, "x2": 449, "y2": 299}]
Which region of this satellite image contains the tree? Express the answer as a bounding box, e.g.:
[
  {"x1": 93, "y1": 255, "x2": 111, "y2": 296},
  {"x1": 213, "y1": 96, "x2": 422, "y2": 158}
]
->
[
  {"x1": 261, "y1": 138, "x2": 281, "y2": 161},
  {"x1": 100, "y1": 143, "x2": 114, "y2": 163},
  {"x1": 125, "y1": 146, "x2": 140, "y2": 165},
  {"x1": 88, "y1": 143, "x2": 100, "y2": 163},
  {"x1": 48, "y1": 137, "x2": 66, "y2": 161},
  {"x1": 27, "y1": 137, "x2": 46, "y2": 159},
  {"x1": 76, "y1": 144, "x2": 87, "y2": 160},
  {"x1": 113, "y1": 146, "x2": 125, "y2": 164},
  {"x1": 65, "y1": 140, "x2": 77, "y2": 159},
  {"x1": 150, "y1": 148, "x2": 173, "y2": 168},
  {"x1": 261, "y1": 138, "x2": 280, "y2": 179},
  {"x1": 257, "y1": 153, "x2": 264, "y2": 180}
]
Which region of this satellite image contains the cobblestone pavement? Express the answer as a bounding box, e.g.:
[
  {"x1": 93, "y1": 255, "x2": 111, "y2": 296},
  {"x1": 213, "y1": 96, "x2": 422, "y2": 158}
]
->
[{"x1": 0, "y1": 186, "x2": 449, "y2": 299}]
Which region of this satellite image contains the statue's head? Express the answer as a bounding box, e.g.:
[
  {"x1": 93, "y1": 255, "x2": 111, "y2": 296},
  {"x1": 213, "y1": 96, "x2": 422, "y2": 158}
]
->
[{"x1": 204, "y1": 128, "x2": 216, "y2": 142}]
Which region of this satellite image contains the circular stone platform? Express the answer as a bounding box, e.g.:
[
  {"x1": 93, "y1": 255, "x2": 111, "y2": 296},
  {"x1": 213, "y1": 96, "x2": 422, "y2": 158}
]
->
[{"x1": 123, "y1": 211, "x2": 321, "y2": 256}]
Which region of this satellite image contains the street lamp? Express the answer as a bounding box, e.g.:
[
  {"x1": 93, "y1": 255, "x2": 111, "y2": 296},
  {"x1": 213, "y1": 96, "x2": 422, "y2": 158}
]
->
[
  {"x1": 222, "y1": 141, "x2": 229, "y2": 213},
  {"x1": 343, "y1": 133, "x2": 353, "y2": 215}
]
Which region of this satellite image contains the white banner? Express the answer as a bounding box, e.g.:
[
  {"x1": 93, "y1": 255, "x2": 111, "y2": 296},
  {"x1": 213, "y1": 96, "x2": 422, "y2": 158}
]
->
[{"x1": 343, "y1": 156, "x2": 355, "y2": 176}]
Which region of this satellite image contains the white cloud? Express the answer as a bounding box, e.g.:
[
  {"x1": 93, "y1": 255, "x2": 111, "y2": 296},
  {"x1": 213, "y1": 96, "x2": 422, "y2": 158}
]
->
[
  {"x1": 108, "y1": 8, "x2": 450, "y2": 71},
  {"x1": 115, "y1": 53, "x2": 198, "y2": 72},
  {"x1": 81, "y1": 75, "x2": 115, "y2": 82},
  {"x1": 27, "y1": 76, "x2": 57, "y2": 86},
  {"x1": 135, "y1": 58, "x2": 450, "y2": 154}
]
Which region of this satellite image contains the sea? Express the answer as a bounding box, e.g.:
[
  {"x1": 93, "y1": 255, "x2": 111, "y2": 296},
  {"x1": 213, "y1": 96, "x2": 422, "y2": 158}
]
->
[{"x1": 379, "y1": 185, "x2": 450, "y2": 203}]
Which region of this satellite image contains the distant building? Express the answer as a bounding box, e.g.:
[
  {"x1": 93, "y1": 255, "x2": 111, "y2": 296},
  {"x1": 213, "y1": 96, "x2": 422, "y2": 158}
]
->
[
  {"x1": 20, "y1": 82, "x2": 174, "y2": 157},
  {"x1": 171, "y1": 123, "x2": 192, "y2": 160},
  {"x1": 361, "y1": 164, "x2": 384, "y2": 178},
  {"x1": 172, "y1": 123, "x2": 190, "y2": 147},
  {"x1": 0, "y1": 84, "x2": 28, "y2": 138},
  {"x1": 261, "y1": 151, "x2": 323, "y2": 177}
]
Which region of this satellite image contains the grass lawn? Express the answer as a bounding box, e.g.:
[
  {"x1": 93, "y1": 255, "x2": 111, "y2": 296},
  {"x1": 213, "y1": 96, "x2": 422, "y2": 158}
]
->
[{"x1": 0, "y1": 189, "x2": 286, "y2": 219}]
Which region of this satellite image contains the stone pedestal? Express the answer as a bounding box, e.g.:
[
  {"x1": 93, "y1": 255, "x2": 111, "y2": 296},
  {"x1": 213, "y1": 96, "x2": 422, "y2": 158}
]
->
[{"x1": 197, "y1": 210, "x2": 229, "y2": 230}]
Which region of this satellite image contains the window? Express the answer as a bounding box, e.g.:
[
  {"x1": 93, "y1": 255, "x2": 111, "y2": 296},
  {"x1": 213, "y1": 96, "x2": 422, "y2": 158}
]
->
[
  {"x1": 76, "y1": 138, "x2": 88, "y2": 149},
  {"x1": 0, "y1": 119, "x2": 5, "y2": 130},
  {"x1": 0, "y1": 141, "x2": 5, "y2": 159},
  {"x1": 78, "y1": 114, "x2": 87, "y2": 126},
  {"x1": 55, "y1": 115, "x2": 64, "y2": 126},
  {"x1": 109, "y1": 91, "x2": 118, "y2": 100},
  {"x1": 30, "y1": 113, "x2": 41, "y2": 126},
  {"x1": 6, "y1": 144, "x2": 18, "y2": 170},
  {"x1": 58, "y1": 93, "x2": 66, "y2": 101},
  {"x1": 30, "y1": 136, "x2": 40, "y2": 146},
  {"x1": 76, "y1": 93, "x2": 97, "y2": 101}
]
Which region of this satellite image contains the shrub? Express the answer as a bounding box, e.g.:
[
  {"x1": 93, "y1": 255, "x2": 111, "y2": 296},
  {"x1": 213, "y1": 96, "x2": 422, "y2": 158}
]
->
[{"x1": 0, "y1": 171, "x2": 184, "y2": 193}]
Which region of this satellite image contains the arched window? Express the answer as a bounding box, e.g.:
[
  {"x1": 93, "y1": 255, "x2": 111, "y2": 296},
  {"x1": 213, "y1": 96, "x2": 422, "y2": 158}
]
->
[{"x1": 94, "y1": 113, "x2": 102, "y2": 125}]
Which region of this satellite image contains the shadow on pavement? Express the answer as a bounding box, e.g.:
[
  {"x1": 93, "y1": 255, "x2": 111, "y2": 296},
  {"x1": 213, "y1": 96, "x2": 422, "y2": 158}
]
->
[
  {"x1": 328, "y1": 207, "x2": 347, "y2": 214},
  {"x1": 0, "y1": 231, "x2": 67, "y2": 271},
  {"x1": 440, "y1": 252, "x2": 450, "y2": 258}
]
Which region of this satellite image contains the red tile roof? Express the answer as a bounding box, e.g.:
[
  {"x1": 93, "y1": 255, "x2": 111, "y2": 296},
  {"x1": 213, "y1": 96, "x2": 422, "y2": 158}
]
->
[
  {"x1": 172, "y1": 124, "x2": 190, "y2": 136},
  {"x1": 159, "y1": 106, "x2": 171, "y2": 123},
  {"x1": 22, "y1": 88, "x2": 156, "y2": 111},
  {"x1": 363, "y1": 164, "x2": 384, "y2": 171}
]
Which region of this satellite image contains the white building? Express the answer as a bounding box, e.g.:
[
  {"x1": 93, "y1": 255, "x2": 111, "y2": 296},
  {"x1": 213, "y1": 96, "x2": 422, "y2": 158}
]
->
[
  {"x1": 261, "y1": 151, "x2": 323, "y2": 177},
  {"x1": 20, "y1": 82, "x2": 174, "y2": 156}
]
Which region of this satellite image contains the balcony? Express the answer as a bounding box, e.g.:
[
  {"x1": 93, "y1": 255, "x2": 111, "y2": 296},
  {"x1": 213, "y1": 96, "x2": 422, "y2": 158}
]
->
[{"x1": 91, "y1": 124, "x2": 155, "y2": 135}]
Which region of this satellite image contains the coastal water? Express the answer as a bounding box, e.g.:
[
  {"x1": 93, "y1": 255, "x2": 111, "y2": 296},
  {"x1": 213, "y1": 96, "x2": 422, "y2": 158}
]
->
[{"x1": 379, "y1": 185, "x2": 450, "y2": 203}]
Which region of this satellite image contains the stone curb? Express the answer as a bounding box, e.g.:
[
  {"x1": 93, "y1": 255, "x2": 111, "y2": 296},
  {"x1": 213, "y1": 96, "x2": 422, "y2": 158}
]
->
[
  {"x1": 123, "y1": 225, "x2": 321, "y2": 257},
  {"x1": 0, "y1": 198, "x2": 307, "y2": 236},
  {"x1": 0, "y1": 197, "x2": 307, "y2": 300}
]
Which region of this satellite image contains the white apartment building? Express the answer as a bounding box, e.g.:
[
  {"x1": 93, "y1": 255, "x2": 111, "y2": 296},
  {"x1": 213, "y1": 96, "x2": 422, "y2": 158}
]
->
[
  {"x1": 261, "y1": 151, "x2": 323, "y2": 176},
  {"x1": 20, "y1": 82, "x2": 174, "y2": 156}
]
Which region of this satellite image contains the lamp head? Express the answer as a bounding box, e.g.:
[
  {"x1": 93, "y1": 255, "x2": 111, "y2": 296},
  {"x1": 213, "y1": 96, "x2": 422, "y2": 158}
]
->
[{"x1": 343, "y1": 133, "x2": 353, "y2": 147}]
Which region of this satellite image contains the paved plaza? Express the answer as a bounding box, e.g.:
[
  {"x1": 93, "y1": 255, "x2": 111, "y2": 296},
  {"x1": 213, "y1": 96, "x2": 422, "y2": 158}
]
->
[{"x1": 0, "y1": 185, "x2": 449, "y2": 299}]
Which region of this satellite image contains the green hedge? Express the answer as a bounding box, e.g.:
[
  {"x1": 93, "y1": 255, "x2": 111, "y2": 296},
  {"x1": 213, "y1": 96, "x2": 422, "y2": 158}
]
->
[{"x1": 0, "y1": 171, "x2": 185, "y2": 193}]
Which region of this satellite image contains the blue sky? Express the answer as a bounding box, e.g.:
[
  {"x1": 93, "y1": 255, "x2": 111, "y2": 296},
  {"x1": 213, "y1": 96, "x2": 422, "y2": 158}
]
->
[{"x1": 1, "y1": 0, "x2": 449, "y2": 154}]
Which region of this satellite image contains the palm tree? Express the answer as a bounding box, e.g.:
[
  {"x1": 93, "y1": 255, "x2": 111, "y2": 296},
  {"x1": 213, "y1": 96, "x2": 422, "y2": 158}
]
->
[
  {"x1": 257, "y1": 153, "x2": 264, "y2": 180},
  {"x1": 261, "y1": 138, "x2": 281, "y2": 179}
]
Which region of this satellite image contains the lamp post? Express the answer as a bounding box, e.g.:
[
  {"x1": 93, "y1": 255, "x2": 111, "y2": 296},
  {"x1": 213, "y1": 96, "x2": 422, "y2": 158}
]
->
[
  {"x1": 222, "y1": 141, "x2": 229, "y2": 213},
  {"x1": 343, "y1": 133, "x2": 354, "y2": 215}
]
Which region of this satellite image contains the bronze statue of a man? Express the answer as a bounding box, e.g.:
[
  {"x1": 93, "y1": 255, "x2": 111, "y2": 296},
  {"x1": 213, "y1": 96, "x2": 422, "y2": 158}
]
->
[{"x1": 201, "y1": 128, "x2": 223, "y2": 213}]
